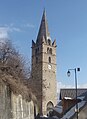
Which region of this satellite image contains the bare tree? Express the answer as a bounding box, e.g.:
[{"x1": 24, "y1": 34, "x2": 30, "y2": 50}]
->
[{"x1": 0, "y1": 39, "x2": 31, "y2": 81}]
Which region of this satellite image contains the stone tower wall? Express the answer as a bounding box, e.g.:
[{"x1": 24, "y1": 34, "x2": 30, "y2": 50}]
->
[
  {"x1": 31, "y1": 44, "x2": 43, "y2": 114},
  {"x1": 31, "y1": 42, "x2": 57, "y2": 115},
  {"x1": 31, "y1": 10, "x2": 57, "y2": 115},
  {"x1": 42, "y1": 43, "x2": 57, "y2": 114}
]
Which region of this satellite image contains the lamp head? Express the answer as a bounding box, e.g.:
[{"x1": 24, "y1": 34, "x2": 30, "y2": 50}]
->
[
  {"x1": 67, "y1": 70, "x2": 71, "y2": 77},
  {"x1": 77, "y1": 68, "x2": 80, "y2": 71}
]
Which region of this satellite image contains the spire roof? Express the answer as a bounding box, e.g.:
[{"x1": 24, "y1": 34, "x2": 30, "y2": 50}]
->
[{"x1": 36, "y1": 10, "x2": 50, "y2": 44}]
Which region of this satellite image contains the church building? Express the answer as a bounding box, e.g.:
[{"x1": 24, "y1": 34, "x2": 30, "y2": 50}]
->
[{"x1": 31, "y1": 10, "x2": 57, "y2": 115}]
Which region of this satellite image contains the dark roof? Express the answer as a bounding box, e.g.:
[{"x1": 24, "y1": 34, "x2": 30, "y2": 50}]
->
[
  {"x1": 81, "y1": 91, "x2": 87, "y2": 101},
  {"x1": 60, "y1": 89, "x2": 87, "y2": 100}
]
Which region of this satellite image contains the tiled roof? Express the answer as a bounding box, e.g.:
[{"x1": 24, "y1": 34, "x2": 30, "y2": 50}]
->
[{"x1": 60, "y1": 89, "x2": 87, "y2": 100}]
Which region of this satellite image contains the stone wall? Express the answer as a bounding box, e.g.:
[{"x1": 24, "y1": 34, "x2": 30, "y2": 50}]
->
[
  {"x1": 11, "y1": 93, "x2": 34, "y2": 119},
  {"x1": 0, "y1": 82, "x2": 11, "y2": 119},
  {"x1": 0, "y1": 81, "x2": 37, "y2": 119}
]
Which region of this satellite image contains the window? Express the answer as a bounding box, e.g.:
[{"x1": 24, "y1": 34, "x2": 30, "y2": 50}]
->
[
  {"x1": 36, "y1": 57, "x2": 38, "y2": 63},
  {"x1": 50, "y1": 48, "x2": 52, "y2": 54},
  {"x1": 47, "y1": 47, "x2": 49, "y2": 53},
  {"x1": 47, "y1": 47, "x2": 52, "y2": 54},
  {"x1": 38, "y1": 47, "x2": 39, "y2": 52},
  {"x1": 35, "y1": 49, "x2": 37, "y2": 55},
  {"x1": 48, "y1": 39, "x2": 51, "y2": 45},
  {"x1": 49, "y1": 57, "x2": 51, "y2": 63},
  {"x1": 35, "y1": 47, "x2": 39, "y2": 55}
]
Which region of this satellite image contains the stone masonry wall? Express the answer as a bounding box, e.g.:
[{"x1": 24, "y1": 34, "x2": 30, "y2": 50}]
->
[
  {"x1": 0, "y1": 81, "x2": 35, "y2": 119},
  {"x1": 0, "y1": 82, "x2": 11, "y2": 119},
  {"x1": 11, "y1": 93, "x2": 34, "y2": 119}
]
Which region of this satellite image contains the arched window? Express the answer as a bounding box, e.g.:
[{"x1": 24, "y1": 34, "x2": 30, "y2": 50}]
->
[
  {"x1": 47, "y1": 47, "x2": 52, "y2": 54},
  {"x1": 38, "y1": 47, "x2": 39, "y2": 52},
  {"x1": 35, "y1": 49, "x2": 37, "y2": 55},
  {"x1": 47, "y1": 101, "x2": 54, "y2": 112},
  {"x1": 35, "y1": 47, "x2": 39, "y2": 55},
  {"x1": 48, "y1": 39, "x2": 51, "y2": 45},
  {"x1": 36, "y1": 57, "x2": 38, "y2": 63},
  {"x1": 49, "y1": 57, "x2": 51, "y2": 63},
  {"x1": 50, "y1": 48, "x2": 52, "y2": 54},
  {"x1": 47, "y1": 47, "x2": 49, "y2": 53}
]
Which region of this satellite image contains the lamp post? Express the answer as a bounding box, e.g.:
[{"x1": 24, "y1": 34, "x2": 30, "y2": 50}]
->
[{"x1": 67, "y1": 68, "x2": 80, "y2": 119}]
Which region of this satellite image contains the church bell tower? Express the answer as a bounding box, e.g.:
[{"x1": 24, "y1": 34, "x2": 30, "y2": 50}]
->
[{"x1": 31, "y1": 10, "x2": 57, "y2": 115}]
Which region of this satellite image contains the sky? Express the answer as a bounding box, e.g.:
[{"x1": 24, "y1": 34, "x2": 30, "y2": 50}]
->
[{"x1": 0, "y1": 0, "x2": 87, "y2": 90}]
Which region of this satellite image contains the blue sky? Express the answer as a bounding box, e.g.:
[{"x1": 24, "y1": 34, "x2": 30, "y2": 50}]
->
[{"x1": 0, "y1": 0, "x2": 87, "y2": 89}]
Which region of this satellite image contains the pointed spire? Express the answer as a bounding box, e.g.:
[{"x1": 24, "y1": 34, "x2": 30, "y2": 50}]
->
[{"x1": 36, "y1": 9, "x2": 50, "y2": 44}]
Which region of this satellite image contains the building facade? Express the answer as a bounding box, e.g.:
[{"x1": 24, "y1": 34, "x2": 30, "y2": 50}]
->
[{"x1": 31, "y1": 10, "x2": 57, "y2": 115}]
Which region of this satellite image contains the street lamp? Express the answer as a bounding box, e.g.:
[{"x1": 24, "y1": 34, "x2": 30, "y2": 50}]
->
[{"x1": 67, "y1": 68, "x2": 80, "y2": 119}]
